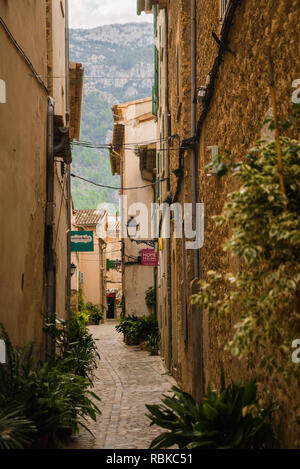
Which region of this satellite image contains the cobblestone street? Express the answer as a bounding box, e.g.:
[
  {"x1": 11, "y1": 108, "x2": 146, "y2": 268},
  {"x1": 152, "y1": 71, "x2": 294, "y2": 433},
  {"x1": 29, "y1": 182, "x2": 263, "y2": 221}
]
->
[{"x1": 66, "y1": 322, "x2": 176, "y2": 449}]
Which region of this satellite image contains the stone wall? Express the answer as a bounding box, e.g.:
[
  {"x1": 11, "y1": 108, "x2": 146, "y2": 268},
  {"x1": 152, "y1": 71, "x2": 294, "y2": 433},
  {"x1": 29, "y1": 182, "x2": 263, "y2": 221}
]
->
[{"x1": 158, "y1": 0, "x2": 300, "y2": 447}]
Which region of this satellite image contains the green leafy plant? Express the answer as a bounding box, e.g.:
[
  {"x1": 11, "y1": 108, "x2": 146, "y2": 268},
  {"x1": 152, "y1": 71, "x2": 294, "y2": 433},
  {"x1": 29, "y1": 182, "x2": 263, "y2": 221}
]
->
[
  {"x1": 0, "y1": 324, "x2": 101, "y2": 448},
  {"x1": 146, "y1": 376, "x2": 278, "y2": 449},
  {"x1": 14, "y1": 363, "x2": 100, "y2": 447},
  {"x1": 146, "y1": 332, "x2": 160, "y2": 355},
  {"x1": 205, "y1": 149, "x2": 241, "y2": 178},
  {"x1": 45, "y1": 312, "x2": 100, "y2": 381},
  {"x1": 0, "y1": 403, "x2": 36, "y2": 449},
  {"x1": 77, "y1": 310, "x2": 90, "y2": 324},
  {"x1": 78, "y1": 287, "x2": 85, "y2": 312},
  {"x1": 120, "y1": 294, "x2": 125, "y2": 318},
  {"x1": 115, "y1": 314, "x2": 140, "y2": 344},
  {"x1": 116, "y1": 314, "x2": 159, "y2": 346},
  {"x1": 84, "y1": 302, "x2": 103, "y2": 325},
  {"x1": 192, "y1": 137, "x2": 300, "y2": 385},
  {"x1": 145, "y1": 286, "x2": 156, "y2": 310}
]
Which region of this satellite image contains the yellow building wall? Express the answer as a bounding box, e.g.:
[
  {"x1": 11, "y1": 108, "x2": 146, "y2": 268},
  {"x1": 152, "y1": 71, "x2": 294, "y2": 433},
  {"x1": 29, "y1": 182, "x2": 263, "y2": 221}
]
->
[
  {"x1": 78, "y1": 227, "x2": 103, "y2": 308},
  {"x1": 0, "y1": 2, "x2": 48, "y2": 351}
]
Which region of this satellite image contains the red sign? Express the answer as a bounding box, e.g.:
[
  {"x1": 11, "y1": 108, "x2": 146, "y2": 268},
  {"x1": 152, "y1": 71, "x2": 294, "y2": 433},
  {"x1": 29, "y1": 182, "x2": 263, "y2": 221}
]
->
[{"x1": 141, "y1": 249, "x2": 158, "y2": 266}]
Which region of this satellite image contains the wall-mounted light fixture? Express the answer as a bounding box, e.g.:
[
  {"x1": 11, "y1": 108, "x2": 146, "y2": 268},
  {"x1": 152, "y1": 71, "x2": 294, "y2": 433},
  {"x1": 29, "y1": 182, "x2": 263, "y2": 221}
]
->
[
  {"x1": 126, "y1": 216, "x2": 156, "y2": 247},
  {"x1": 70, "y1": 262, "x2": 77, "y2": 277}
]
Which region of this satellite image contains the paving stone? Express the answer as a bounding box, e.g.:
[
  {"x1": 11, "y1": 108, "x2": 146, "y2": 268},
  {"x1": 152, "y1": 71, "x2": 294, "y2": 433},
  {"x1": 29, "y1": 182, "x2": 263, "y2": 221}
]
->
[{"x1": 65, "y1": 322, "x2": 176, "y2": 449}]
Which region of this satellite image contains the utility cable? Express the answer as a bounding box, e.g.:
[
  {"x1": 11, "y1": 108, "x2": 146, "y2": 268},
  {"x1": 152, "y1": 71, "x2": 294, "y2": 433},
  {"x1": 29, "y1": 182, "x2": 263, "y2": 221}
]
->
[
  {"x1": 71, "y1": 173, "x2": 168, "y2": 191},
  {"x1": 0, "y1": 16, "x2": 48, "y2": 93}
]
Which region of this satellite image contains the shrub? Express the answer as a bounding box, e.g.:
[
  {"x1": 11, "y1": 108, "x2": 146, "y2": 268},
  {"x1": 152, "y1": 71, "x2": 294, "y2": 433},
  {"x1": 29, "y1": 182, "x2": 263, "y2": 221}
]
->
[
  {"x1": 116, "y1": 314, "x2": 159, "y2": 347},
  {"x1": 192, "y1": 137, "x2": 300, "y2": 384},
  {"x1": 146, "y1": 332, "x2": 160, "y2": 355},
  {"x1": 45, "y1": 312, "x2": 100, "y2": 382},
  {"x1": 145, "y1": 287, "x2": 156, "y2": 310},
  {"x1": 0, "y1": 403, "x2": 36, "y2": 449},
  {"x1": 77, "y1": 310, "x2": 90, "y2": 324},
  {"x1": 146, "y1": 376, "x2": 278, "y2": 449},
  {"x1": 0, "y1": 323, "x2": 101, "y2": 448},
  {"x1": 85, "y1": 302, "x2": 104, "y2": 325},
  {"x1": 12, "y1": 363, "x2": 100, "y2": 447}
]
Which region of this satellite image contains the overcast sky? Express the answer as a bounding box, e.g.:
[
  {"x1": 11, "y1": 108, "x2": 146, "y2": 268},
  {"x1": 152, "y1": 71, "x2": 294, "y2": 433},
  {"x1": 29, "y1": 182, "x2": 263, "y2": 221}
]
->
[{"x1": 69, "y1": 0, "x2": 153, "y2": 29}]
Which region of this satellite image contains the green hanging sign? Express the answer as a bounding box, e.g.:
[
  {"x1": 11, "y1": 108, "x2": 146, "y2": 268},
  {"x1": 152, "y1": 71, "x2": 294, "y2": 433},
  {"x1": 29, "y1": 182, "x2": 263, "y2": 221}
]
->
[
  {"x1": 106, "y1": 259, "x2": 121, "y2": 271},
  {"x1": 71, "y1": 231, "x2": 94, "y2": 252}
]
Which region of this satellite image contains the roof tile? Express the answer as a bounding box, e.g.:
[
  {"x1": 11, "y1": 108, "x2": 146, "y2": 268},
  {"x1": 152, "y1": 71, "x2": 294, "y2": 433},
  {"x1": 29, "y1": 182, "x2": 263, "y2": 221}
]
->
[{"x1": 75, "y1": 209, "x2": 106, "y2": 226}]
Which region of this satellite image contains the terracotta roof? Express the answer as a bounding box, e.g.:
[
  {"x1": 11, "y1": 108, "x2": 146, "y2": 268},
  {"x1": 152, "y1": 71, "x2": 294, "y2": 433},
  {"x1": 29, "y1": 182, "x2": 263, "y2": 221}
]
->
[
  {"x1": 112, "y1": 97, "x2": 152, "y2": 110},
  {"x1": 75, "y1": 209, "x2": 106, "y2": 226}
]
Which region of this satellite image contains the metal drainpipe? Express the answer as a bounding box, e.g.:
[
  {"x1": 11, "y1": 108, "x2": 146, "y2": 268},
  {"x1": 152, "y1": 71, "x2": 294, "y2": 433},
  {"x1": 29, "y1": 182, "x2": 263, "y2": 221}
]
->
[
  {"x1": 191, "y1": 0, "x2": 204, "y2": 399},
  {"x1": 46, "y1": 97, "x2": 56, "y2": 360},
  {"x1": 65, "y1": 0, "x2": 71, "y2": 323},
  {"x1": 165, "y1": 8, "x2": 172, "y2": 371},
  {"x1": 191, "y1": 0, "x2": 199, "y2": 278}
]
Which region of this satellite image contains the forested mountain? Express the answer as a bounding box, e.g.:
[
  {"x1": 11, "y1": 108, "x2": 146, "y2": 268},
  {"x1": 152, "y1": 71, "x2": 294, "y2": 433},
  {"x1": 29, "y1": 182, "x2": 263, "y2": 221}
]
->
[{"x1": 69, "y1": 23, "x2": 154, "y2": 209}]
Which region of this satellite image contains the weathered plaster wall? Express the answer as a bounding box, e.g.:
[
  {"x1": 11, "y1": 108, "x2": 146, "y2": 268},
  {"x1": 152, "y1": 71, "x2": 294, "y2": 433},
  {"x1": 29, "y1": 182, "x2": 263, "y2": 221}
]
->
[
  {"x1": 0, "y1": 2, "x2": 48, "y2": 350},
  {"x1": 121, "y1": 99, "x2": 157, "y2": 317},
  {"x1": 79, "y1": 227, "x2": 102, "y2": 307},
  {"x1": 46, "y1": 0, "x2": 69, "y2": 320},
  {"x1": 0, "y1": 0, "x2": 70, "y2": 354}
]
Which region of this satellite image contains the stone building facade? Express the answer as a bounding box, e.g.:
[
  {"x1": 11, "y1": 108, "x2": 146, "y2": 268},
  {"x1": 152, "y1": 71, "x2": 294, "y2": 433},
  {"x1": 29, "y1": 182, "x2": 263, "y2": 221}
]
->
[{"x1": 140, "y1": 0, "x2": 300, "y2": 446}]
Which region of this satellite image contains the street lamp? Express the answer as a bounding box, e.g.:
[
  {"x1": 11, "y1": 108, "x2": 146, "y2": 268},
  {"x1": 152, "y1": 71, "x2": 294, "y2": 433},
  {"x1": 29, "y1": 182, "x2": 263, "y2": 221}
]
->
[
  {"x1": 126, "y1": 216, "x2": 156, "y2": 248},
  {"x1": 70, "y1": 263, "x2": 77, "y2": 277},
  {"x1": 126, "y1": 216, "x2": 139, "y2": 240}
]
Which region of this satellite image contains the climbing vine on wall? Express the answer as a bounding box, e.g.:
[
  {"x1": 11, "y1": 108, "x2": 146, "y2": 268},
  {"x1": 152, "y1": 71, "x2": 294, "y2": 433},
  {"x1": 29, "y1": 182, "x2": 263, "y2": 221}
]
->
[{"x1": 192, "y1": 137, "x2": 300, "y2": 386}]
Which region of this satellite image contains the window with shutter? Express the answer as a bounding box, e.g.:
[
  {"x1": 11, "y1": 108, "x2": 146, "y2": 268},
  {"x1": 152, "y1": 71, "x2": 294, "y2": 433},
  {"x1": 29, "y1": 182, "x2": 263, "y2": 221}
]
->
[
  {"x1": 153, "y1": 4, "x2": 157, "y2": 37},
  {"x1": 152, "y1": 47, "x2": 159, "y2": 121}
]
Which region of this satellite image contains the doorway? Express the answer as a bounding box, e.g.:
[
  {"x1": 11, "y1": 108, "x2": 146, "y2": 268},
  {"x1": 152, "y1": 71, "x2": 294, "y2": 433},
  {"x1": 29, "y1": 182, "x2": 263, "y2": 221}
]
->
[{"x1": 106, "y1": 294, "x2": 116, "y2": 319}]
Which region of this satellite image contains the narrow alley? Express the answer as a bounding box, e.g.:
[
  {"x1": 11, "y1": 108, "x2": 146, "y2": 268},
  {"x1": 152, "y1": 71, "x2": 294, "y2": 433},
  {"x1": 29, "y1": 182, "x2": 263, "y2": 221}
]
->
[
  {"x1": 1, "y1": 0, "x2": 299, "y2": 452},
  {"x1": 66, "y1": 323, "x2": 176, "y2": 450}
]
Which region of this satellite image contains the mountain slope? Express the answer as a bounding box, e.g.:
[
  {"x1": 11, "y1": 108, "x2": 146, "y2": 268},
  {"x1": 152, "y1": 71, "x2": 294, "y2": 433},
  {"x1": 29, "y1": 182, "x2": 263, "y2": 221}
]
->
[{"x1": 69, "y1": 22, "x2": 154, "y2": 209}]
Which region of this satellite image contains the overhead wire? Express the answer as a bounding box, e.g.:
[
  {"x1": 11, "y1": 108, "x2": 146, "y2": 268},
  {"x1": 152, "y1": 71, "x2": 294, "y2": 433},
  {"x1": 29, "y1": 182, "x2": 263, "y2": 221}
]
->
[
  {"x1": 34, "y1": 75, "x2": 155, "y2": 80},
  {"x1": 71, "y1": 172, "x2": 168, "y2": 190}
]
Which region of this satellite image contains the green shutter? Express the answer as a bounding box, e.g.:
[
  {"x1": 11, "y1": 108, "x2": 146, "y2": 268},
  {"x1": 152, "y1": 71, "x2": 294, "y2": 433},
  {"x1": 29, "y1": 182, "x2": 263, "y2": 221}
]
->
[
  {"x1": 162, "y1": 113, "x2": 165, "y2": 170},
  {"x1": 153, "y1": 5, "x2": 157, "y2": 37},
  {"x1": 152, "y1": 85, "x2": 157, "y2": 120},
  {"x1": 137, "y1": 0, "x2": 142, "y2": 15},
  {"x1": 152, "y1": 46, "x2": 159, "y2": 121}
]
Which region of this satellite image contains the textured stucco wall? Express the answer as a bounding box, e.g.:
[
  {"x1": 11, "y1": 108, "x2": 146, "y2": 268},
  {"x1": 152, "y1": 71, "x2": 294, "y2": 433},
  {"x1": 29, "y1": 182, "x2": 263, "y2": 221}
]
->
[
  {"x1": 78, "y1": 227, "x2": 102, "y2": 307},
  {"x1": 0, "y1": 2, "x2": 48, "y2": 351},
  {"x1": 121, "y1": 99, "x2": 157, "y2": 317},
  {"x1": 46, "y1": 0, "x2": 69, "y2": 320},
  {"x1": 0, "y1": 0, "x2": 70, "y2": 355}
]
